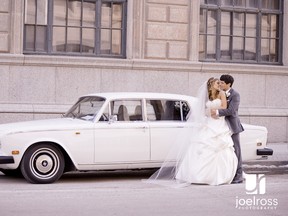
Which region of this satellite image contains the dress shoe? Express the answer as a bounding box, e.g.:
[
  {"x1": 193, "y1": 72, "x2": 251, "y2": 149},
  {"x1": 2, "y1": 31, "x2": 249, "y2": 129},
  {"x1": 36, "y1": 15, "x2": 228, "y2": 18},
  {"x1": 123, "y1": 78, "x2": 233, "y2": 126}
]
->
[{"x1": 231, "y1": 180, "x2": 243, "y2": 184}]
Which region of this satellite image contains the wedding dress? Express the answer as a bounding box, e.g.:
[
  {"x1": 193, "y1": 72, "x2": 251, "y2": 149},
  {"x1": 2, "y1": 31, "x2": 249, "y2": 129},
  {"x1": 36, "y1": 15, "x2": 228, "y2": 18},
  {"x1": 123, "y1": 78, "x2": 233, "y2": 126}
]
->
[
  {"x1": 175, "y1": 98, "x2": 238, "y2": 185},
  {"x1": 146, "y1": 82, "x2": 238, "y2": 187}
]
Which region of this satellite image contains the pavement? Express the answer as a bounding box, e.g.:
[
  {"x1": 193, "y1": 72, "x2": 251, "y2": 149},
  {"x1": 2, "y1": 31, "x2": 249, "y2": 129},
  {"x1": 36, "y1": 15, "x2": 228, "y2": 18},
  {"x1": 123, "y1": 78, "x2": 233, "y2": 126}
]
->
[{"x1": 243, "y1": 142, "x2": 288, "y2": 173}]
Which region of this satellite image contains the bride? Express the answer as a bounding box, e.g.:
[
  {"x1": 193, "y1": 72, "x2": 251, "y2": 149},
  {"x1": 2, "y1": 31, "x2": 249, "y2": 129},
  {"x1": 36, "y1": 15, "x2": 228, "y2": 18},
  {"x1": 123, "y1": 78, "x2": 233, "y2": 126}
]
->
[{"x1": 148, "y1": 77, "x2": 238, "y2": 186}]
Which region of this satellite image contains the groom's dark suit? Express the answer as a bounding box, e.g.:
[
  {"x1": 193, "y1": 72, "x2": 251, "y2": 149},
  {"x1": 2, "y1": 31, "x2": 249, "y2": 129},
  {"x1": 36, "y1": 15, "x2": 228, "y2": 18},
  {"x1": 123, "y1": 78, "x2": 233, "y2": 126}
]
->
[{"x1": 218, "y1": 88, "x2": 244, "y2": 183}]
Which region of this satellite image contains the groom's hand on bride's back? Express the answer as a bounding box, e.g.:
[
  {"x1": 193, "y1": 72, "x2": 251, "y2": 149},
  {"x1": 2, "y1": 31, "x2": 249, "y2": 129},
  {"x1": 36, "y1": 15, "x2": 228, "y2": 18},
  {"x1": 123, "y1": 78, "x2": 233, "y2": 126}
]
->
[{"x1": 211, "y1": 109, "x2": 218, "y2": 119}]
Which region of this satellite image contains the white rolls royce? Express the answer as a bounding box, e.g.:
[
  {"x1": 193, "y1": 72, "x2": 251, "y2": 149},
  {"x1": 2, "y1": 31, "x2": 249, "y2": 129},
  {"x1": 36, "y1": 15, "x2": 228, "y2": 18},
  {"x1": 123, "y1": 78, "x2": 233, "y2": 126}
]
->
[{"x1": 0, "y1": 92, "x2": 272, "y2": 184}]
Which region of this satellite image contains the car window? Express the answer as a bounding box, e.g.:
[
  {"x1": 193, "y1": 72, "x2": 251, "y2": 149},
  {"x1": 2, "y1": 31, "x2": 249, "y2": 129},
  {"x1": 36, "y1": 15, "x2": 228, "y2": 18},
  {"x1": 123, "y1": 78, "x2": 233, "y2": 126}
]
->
[
  {"x1": 111, "y1": 100, "x2": 143, "y2": 121},
  {"x1": 146, "y1": 99, "x2": 190, "y2": 121},
  {"x1": 146, "y1": 103, "x2": 157, "y2": 120},
  {"x1": 65, "y1": 96, "x2": 105, "y2": 121}
]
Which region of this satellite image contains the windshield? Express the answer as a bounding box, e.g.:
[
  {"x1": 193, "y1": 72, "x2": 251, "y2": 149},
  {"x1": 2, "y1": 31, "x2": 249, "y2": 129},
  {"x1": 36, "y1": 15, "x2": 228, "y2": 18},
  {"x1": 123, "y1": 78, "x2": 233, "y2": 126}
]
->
[{"x1": 64, "y1": 96, "x2": 105, "y2": 121}]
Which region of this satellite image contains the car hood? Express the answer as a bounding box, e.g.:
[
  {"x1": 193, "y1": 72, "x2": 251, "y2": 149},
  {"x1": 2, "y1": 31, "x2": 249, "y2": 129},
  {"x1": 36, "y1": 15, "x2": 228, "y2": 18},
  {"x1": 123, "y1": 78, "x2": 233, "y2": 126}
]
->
[{"x1": 0, "y1": 118, "x2": 92, "y2": 136}]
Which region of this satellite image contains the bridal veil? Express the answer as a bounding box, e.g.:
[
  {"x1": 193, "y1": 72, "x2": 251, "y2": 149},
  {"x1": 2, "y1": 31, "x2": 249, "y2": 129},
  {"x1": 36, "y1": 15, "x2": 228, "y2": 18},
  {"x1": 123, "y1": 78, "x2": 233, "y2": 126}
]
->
[{"x1": 145, "y1": 81, "x2": 209, "y2": 186}]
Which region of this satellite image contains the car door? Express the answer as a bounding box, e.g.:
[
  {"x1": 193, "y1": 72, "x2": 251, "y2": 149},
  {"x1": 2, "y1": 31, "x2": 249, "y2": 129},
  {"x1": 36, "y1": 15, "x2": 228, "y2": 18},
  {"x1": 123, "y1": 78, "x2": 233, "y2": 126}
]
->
[
  {"x1": 147, "y1": 99, "x2": 190, "y2": 162},
  {"x1": 94, "y1": 99, "x2": 150, "y2": 163}
]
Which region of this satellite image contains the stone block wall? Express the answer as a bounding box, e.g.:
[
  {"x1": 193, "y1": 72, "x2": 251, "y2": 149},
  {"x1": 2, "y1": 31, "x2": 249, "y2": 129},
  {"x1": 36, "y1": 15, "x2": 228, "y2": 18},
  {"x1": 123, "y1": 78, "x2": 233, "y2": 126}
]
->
[{"x1": 145, "y1": 0, "x2": 189, "y2": 60}]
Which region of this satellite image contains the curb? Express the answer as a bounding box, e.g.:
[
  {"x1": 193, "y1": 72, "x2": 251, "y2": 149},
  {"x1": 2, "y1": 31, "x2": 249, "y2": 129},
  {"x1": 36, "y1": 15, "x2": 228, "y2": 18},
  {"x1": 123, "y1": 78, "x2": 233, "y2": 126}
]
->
[
  {"x1": 244, "y1": 160, "x2": 288, "y2": 166},
  {"x1": 243, "y1": 160, "x2": 288, "y2": 174}
]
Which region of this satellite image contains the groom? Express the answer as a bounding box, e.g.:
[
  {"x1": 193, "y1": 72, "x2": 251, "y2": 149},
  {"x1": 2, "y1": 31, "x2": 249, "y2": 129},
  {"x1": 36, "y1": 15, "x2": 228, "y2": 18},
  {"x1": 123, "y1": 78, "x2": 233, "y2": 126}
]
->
[{"x1": 211, "y1": 74, "x2": 244, "y2": 184}]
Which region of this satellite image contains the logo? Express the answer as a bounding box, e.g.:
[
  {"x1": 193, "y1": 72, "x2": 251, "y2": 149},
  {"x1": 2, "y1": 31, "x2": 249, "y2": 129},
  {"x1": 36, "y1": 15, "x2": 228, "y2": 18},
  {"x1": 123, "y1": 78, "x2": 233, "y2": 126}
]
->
[
  {"x1": 245, "y1": 174, "x2": 265, "y2": 194},
  {"x1": 235, "y1": 173, "x2": 278, "y2": 210}
]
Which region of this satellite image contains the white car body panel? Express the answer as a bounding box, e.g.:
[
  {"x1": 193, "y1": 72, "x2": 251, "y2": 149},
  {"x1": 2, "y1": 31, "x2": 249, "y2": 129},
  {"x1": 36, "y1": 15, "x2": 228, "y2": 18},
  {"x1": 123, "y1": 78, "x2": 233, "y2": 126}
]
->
[
  {"x1": 149, "y1": 121, "x2": 187, "y2": 161},
  {"x1": 0, "y1": 118, "x2": 95, "y2": 169},
  {"x1": 240, "y1": 123, "x2": 268, "y2": 161},
  {"x1": 94, "y1": 122, "x2": 150, "y2": 163}
]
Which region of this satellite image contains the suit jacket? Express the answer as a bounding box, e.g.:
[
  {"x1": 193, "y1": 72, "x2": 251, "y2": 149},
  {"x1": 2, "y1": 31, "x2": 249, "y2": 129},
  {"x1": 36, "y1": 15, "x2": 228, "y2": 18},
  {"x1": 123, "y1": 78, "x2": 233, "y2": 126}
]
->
[{"x1": 218, "y1": 88, "x2": 244, "y2": 134}]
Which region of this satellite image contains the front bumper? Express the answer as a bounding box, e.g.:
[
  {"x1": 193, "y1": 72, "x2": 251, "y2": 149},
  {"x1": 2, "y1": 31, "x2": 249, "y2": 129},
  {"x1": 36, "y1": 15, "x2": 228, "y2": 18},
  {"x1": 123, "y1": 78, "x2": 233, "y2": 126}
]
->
[
  {"x1": 257, "y1": 148, "x2": 273, "y2": 156},
  {"x1": 0, "y1": 156, "x2": 15, "y2": 164}
]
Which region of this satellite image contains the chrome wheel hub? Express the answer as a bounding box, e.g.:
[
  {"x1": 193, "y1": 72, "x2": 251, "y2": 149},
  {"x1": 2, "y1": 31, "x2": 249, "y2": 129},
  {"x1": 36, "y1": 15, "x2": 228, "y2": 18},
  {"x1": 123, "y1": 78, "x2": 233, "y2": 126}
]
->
[
  {"x1": 30, "y1": 148, "x2": 60, "y2": 179},
  {"x1": 36, "y1": 155, "x2": 53, "y2": 173}
]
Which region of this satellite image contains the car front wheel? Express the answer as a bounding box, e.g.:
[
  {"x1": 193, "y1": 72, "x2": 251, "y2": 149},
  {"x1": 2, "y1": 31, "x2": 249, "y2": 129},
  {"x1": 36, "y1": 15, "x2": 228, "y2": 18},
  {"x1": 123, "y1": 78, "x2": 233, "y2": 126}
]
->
[{"x1": 20, "y1": 144, "x2": 65, "y2": 184}]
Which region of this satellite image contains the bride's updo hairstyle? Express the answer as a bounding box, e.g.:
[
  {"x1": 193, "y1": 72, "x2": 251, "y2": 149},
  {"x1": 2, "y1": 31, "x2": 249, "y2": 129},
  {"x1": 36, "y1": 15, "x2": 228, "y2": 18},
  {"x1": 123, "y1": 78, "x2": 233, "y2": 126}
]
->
[{"x1": 207, "y1": 77, "x2": 220, "y2": 101}]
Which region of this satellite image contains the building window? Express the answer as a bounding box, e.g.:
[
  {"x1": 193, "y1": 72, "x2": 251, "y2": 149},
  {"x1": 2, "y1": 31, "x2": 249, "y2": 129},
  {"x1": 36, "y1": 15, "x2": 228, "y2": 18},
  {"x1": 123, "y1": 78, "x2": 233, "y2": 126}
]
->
[
  {"x1": 199, "y1": 0, "x2": 283, "y2": 64},
  {"x1": 24, "y1": 0, "x2": 127, "y2": 58}
]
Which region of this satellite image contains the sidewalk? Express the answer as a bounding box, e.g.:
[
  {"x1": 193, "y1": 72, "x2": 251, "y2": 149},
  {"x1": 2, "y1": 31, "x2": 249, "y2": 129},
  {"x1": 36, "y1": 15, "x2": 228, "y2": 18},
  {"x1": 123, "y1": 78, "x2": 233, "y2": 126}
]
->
[{"x1": 243, "y1": 142, "x2": 288, "y2": 173}]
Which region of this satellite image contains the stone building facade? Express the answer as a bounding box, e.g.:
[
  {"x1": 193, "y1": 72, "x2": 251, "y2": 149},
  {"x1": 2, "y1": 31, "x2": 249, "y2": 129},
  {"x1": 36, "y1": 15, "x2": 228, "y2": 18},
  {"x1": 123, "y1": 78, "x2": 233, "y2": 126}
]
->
[{"x1": 0, "y1": 0, "x2": 287, "y2": 143}]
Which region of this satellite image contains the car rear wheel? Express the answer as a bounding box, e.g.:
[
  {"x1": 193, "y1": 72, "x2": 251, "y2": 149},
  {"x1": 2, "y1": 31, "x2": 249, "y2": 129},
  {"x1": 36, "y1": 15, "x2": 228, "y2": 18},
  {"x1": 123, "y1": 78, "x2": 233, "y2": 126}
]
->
[{"x1": 20, "y1": 144, "x2": 65, "y2": 184}]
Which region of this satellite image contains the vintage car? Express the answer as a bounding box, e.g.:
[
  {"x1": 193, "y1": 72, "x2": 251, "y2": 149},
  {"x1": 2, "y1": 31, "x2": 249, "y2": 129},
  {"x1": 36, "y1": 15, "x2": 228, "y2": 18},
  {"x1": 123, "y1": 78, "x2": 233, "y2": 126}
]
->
[{"x1": 0, "y1": 92, "x2": 272, "y2": 184}]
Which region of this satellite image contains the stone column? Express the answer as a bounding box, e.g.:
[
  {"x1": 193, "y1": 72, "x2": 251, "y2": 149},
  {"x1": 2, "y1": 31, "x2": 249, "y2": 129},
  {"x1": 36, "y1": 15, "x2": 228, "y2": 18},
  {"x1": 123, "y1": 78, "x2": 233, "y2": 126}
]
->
[
  {"x1": 282, "y1": 1, "x2": 288, "y2": 66},
  {"x1": 10, "y1": 0, "x2": 24, "y2": 54},
  {"x1": 0, "y1": 0, "x2": 11, "y2": 53},
  {"x1": 189, "y1": 0, "x2": 200, "y2": 61}
]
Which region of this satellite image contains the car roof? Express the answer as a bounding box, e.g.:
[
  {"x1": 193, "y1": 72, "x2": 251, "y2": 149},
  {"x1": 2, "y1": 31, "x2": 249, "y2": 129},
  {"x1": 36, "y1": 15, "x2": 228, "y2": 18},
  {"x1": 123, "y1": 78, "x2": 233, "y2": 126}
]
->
[{"x1": 82, "y1": 92, "x2": 196, "y2": 102}]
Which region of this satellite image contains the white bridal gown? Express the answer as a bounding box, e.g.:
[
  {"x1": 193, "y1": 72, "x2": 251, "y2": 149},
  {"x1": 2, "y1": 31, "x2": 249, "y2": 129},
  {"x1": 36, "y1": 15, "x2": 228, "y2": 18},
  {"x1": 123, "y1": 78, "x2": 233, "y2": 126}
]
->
[{"x1": 175, "y1": 99, "x2": 238, "y2": 185}]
